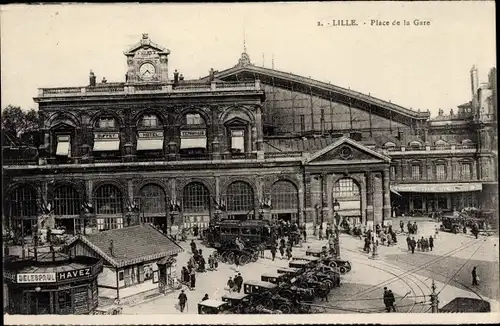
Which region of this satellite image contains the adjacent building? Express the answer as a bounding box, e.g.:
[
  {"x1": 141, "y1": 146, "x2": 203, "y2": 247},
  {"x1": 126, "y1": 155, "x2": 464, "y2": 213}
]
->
[{"x1": 3, "y1": 34, "x2": 497, "y2": 236}]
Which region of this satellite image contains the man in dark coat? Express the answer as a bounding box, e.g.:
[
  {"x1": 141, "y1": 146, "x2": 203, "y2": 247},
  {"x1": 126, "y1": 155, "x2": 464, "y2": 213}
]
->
[
  {"x1": 202, "y1": 294, "x2": 209, "y2": 301},
  {"x1": 178, "y1": 290, "x2": 188, "y2": 312},
  {"x1": 429, "y1": 236, "x2": 434, "y2": 251},
  {"x1": 386, "y1": 290, "x2": 396, "y2": 312},
  {"x1": 190, "y1": 240, "x2": 197, "y2": 254},
  {"x1": 234, "y1": 273, "x2": 243, "y2": 293},
  {"x1": 472, "y1": 266, "x2": 478, "y2": 286},
  {"x1": 410, "y1": 237, "x2": 416, "y2": 254},
  {"x1": 383, "y1": 287, "x2": 390, "y2": 311},
  {"x1": 400, "y1": 220, "x2": 404, "y2": 233},
  {"x1": 270, "y1": 243, "x2": 277, "y2": 261},
  {"x1": 190, "y1": 269, "x2": 196, "y2": 290}
]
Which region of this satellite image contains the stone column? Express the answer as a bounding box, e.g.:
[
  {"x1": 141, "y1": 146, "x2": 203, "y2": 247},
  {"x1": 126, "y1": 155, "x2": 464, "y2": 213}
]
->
[
  {"x1": 255, "y1": 105, "x2": 264, "y2": 159},
  {"x1": 472, "y1": 160, "x2": 478, "y2": 180},
  {"x1": 127, "y1": 179, "x2": 134, "y2": 203},
  {"x1": 365, "y1": 172, "x2": 374, "y2": 229},
  {"x1": 382, "y1": 167, "x2": 391, "y2": 222},
  {"x1": 447, "y1": 159, "x2": 453, "y2": 181}
]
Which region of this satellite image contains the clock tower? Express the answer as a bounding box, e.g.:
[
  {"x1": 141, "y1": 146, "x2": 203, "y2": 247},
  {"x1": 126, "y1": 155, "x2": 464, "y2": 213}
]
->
[{"x1": 124, "y1": 33, "x2": 171, "y2": 83}]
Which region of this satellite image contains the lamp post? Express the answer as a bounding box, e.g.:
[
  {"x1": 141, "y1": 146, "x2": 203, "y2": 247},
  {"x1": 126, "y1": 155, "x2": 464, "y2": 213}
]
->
[
  {"x1": 333, "y1": 199, "x2": 341, "y2": 259},
  {"x1": 313, "y1": 203, "x2": 320, "y2": 236}
]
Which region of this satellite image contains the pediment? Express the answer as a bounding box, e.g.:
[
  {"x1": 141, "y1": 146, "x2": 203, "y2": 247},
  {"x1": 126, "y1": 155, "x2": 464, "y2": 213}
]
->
[
  {"x1": 124, "y1": 34, "x2": 170, "y2": 56},
  {"x1": 50, "y1": 121, "x2": 76, "y2": 130},
  {"x1": 306, "y1": 137, "x2": 390, "y2": 165}
]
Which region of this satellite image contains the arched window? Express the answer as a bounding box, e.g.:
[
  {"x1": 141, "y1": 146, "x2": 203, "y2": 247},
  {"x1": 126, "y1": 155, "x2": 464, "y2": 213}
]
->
[
  {"x1": 95, "y1": 116, "x2": 117, "y2": 129},
  {"x1": 226, "y1": 181, "x2": 254, "y2": 212},
  {"x1": 332, "y1": 178, "x2": 360, "y2": 199},
  {"x1": 94, "y1": 184, "x2": 123, "y2": 215},
  {"x1": 409, "y1": 141, "x2": 421, "y2": 149},
  {"x1": 383, "y1": 142, "x2": 397, "y2": 149},
  {"x1": 139, "y1": 184, "x2": 166, "y2": 214},
  {"x1": 271, "y1": 181, "x2": 298, "y2": 210},
  {"x1": 183, "y1": 182, "x2": 210, "y2": 213},
  {"x1": 5, "y1": 185, "x2": 37, "y2": 218},
  {"x1": 54, "y1": 186, "x2": 82, "y2": 216},
  {"x1": 461, "y1": 139, "x2": 473, "y2": 147},
  {"x1": 139, "y1": 114, "x2": 159, "y2": 128},
  {"x1": 461, "y1": 162, "x2": 472, "y2": 180},
  {"x1": 184, "y1": 113, "x2": 205, "y2": 126},
  {"x1": 435, "y1": 139, "x2": 448, "y2": 149}
]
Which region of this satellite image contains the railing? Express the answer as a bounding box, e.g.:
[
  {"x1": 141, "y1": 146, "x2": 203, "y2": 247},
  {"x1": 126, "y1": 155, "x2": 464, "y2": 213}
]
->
[
  {"x1": 264, "y1": 151, "x2": 303, "y2": 158},
  {"x1": 37, "y1": 80, "x2": 262, "y2": 97},
  {"x1": 385, "y1": 144, "x2": 477, "y2": 153},
  {"x1": 2, "y1": 158, "x2": 39, "y2": 165}
]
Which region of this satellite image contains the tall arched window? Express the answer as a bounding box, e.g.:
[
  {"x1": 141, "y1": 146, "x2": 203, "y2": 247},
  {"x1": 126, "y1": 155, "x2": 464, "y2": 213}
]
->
[
  {"x1": 409, "y1": 141, "x2": 422, "y2": 150},
  {"x1": 54, "y1": 186, "x2": 82, "y2": 216},
  {"x1": 226, "y1": 181, "x2": 254, "y2": 212},
  {"x1": 332, "y1": 178, "x2": 361, "y2": 225},
  {"x1": 139, "y1": 184, "x2": 166, "y2": 215},
  {"x1": 270, "y1": 181, "x2": 298, "y2": 210},
  {"x1": 183, "y1": 182, "x2": 210, "y2": 213},
  {"x1": 435, "y1": 139, "x2": 448, "y2": 149},
  {"x1": 383, "y1": 142, "x2": 397, "y2": 150},
  {"x1": 94, "y1": 184, "x2": 123, "y2": 215},
  {"x1": 5, "y1": 185, "x2": 38, "y2": 218}
]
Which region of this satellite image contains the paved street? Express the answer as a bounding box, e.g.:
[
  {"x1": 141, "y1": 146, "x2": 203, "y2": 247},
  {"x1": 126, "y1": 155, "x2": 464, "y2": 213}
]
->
[{"x1": 122, "y1": 218, "x2": 499, "y2": 314}]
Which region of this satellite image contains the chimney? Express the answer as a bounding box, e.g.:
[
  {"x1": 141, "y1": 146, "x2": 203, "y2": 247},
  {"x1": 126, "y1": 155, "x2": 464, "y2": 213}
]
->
[
  {"x1": 470, "y1": 65, "x2": 479, "y2": 110},
  {"x1": 209, "y1": 68, "x2": 215, "y2": 81},
  {"x1": 109, "y1": 240, "x2": 114, "y2": 257},
  {"x1": 102, "y1": 77, "x2": 107, "y2": 84},
  {"x1": 173, "y1": 69, "x2": 179, "y2": 85},
  {"x1": 89, "y1": 70, "x2": 96, "y2": 87},
  {"x1": 179, "y1": 74, "x2": 184, "y2": 82}
]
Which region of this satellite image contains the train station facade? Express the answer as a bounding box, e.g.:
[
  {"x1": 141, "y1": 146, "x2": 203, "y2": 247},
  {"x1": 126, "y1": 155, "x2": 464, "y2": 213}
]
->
[{"x1": 3, "y1": 34, "x2": 497, "y2": 235}]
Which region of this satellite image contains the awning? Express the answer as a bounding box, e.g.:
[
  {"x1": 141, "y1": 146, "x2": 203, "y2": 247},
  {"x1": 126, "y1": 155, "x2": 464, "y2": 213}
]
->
[
  {"x1": 56, "y1": 141, "x2": 70, "y2": 156},
  {"x1": 93, "y1": 140, "x2": 120, "y2": 151},
  {"x1": 180, "y1": 137, "x2": 206, "y2": 149},
  {"x1": 391, "y1": 183, "x2": 482, "y2": 193},
  {"x1": 137, "y1": 139, "x2": 163, "y2": 151}
]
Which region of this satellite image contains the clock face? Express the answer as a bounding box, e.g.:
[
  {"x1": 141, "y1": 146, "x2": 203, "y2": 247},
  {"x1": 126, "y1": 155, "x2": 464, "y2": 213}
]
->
[{"x1": 139, "y1": 63, "x2": 156, "y2": 79}]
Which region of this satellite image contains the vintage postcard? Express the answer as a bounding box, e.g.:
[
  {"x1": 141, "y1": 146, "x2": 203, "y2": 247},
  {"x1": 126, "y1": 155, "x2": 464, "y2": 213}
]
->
[{"x1": 1, "y1": 1, "x2": 497, "y2": 324}]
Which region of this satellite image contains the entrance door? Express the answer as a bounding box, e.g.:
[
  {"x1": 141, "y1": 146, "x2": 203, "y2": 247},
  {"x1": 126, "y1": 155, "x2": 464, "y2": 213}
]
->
[
  {"x1": 29, "y1": 292, "x2": 50, "y2": 315},
  {"x1": 56, "y1": 218, "x2": 75, "y2": 235}
]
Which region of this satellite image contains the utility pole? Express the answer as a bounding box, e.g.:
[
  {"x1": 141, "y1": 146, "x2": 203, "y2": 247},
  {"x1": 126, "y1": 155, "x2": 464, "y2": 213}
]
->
[{"x1": 430, "y1": 280, "x2": 439, "y2": 313}]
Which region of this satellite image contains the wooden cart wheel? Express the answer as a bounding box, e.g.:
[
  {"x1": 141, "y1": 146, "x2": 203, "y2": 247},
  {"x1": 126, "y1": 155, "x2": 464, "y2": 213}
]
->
[
  {"x1": 278, "y1": 303, "x2": 292, "y2": 314},
  {"x1": 328, "y1": 261, "x2": 337, "y2": 268},
  {"x1": 339, "y1": 266, "x2": 347, "y2": 274},
  {"x1": 239, "y1": 254, "x2": 249, "y2": 265},
  {"x1": 226, "y1": 251, "x2": 235, "y2": 264}
]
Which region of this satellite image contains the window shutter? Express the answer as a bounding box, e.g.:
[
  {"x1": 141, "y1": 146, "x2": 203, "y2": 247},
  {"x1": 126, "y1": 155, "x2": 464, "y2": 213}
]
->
[
  {"x1": 139, "y1": 265, "x2": 145, "y2": 283},
  {"x1": 124, "y1": 268, "x2": 131, "y2": 287}
]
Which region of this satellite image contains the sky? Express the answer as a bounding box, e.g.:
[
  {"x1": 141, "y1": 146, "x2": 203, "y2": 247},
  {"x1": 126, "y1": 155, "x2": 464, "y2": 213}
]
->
[{"x1": 0, "y1": 2, "x2": 496, "y2": 117}]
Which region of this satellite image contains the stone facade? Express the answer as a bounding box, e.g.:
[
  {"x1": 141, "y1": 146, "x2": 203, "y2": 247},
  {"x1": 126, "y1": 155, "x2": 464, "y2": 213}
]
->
[{"x1": 3, "y1": 35, "x2": 497, "y2": 235}]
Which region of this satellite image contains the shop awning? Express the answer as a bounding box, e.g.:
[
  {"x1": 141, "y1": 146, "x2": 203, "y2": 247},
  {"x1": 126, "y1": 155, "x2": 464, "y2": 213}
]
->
[
  {"x1": 56, "y1": 141, "x2": 70, "y2": 156},
  {"x1": 180, "y1": 137, "x2": 206, "y2": 149},
  {"x1": 93, "y1": 140, "x2": 120, "y2": 151},
  {"x1": 391, "y1": 183, "x2": 482, "y2": 193},
  {"x1": 137, "y1": 138, "x2": 163, "y2": 151}
]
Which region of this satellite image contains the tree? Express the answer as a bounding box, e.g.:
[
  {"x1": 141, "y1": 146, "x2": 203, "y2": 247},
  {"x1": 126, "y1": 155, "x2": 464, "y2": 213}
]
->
[{"x1": 1, "y1": 105, "x2": 39, "y2": 147}]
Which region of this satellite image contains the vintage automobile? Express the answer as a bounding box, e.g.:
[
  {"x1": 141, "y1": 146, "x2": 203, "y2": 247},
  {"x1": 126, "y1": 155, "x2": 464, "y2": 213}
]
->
[
  {"x1": 294, "y1": 255, "x2": 321, "y2": 266},
  {"x1": 288, "y1": 259, "x2": 314, "y2": 270},
  {"x1": 305, "y1": 247, "x2": 352, "y2": 274},
  {"x1": 198, "y1": 299, "x2": 230, "y2": 314},
  {"x1": 277, "y1": 267, "x2": 302, "y2": 277},
  {"x1": 205, "y1": 219, "x2": 273, "y2": 249},
  {"x1": 439, "y1": 297, "x2": 491, "y2": 313},
  {"x1": 221, "y1": 292, "x2": 251, "y2": 313},
  {"x1": 440, "y1": 216, "x2": 463, "y2": 234},
  {"x1": 243, "y1": 280, "x2": 277, "y2": 294},
  {"x1": 261, "y1": 272, "x2": 288, "y2": 285}
]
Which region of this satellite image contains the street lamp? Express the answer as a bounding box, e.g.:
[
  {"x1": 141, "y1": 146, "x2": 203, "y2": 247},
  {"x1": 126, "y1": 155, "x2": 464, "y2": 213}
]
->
[
  {"x1": 313, "y1": 203, "x2": 320, "y2": 236},
  {"x1": 332, "y1": 198, "x2": 341, "y2": 259}
]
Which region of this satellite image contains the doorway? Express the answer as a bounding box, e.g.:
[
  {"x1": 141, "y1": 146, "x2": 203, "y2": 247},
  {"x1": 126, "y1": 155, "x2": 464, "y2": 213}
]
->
[{"x1": 29, "y1": 291, "x2": 50, "y2": 315}]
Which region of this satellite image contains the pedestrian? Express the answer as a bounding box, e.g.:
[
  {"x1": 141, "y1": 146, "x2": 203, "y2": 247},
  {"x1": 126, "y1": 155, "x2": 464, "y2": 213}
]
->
[
  {"x1": 387, "y1": 233, "x2": 392, "y2": 246},
  {"x1": 319, "y1": 228, "x2": 324, "y2": 240},
  {"x1": 227, "y1": 277, "x2": 235, "y2": 292},
  {"x1": 214, "y1": 254, "x2": 219, "y2": 270},
  {"x1": 421, "y1": 237, "x2": 426, "y2": 251},
  {"x1": 208, "y1": 254, "x2": 214, "y2": 271},
  {"x1": 259, "y1": 243, "x2": 265, "y2": 258},
  {"x1": 286, "y1": 246, "x2": 292, "y2": 260},
  {"x1": 410, "y1": 237, "x2": 416, "y2": 254},
  {"x1": 190, "y1": 269, "x2": 196, "y2": 290},
  {"x1": 302, "y1": 228, "x2": 307, "y2": 243},
  {"x1": 383, "y1": 287, "x2": 390, "y2": 312},
  {"x1": 279, "y1": 244, "x2": 285, "y2": 259},
  {"x1": 193, "y1": 224, "x2": 199, "y2": 237},
  {"x1": 178, "y1": 290, "x2": 187, "y2": 312},
  {"x1": 417, "y1": 238, "x2": 421, "y2": 251},
  {"x1": 407, "y1": 221, "x2": 412, "y2": 235},
  {"x1": 413, "y1": 222, "x2": 418, "y2": 235},
  {"x1": 387, "y1": 290, "x2": 396, "y2": 312},
  {"x1": 400, "y1": 220, "x2": 404, "y2": 233},
  {"x1": 235, "y1": 273, "x2": 244, "y2": 293},
  {"x1": 190, "y1": 240, "x2": 197, "y2": 255},
  {"x1": 406, "y1": 235, "x2": 411, "y2": 251},
  {"x1": 472, "y1": 267, "x2": 479, "y2": 286},
  {"x1": 429, "y1": 236, "x2": 434, "y2": 251},
  {"x1": 270, "y1": 244, "x2": 277, "y2": 261},
  {"x1": 234, "y1": 254, "x2": 240, "y2": 272},
  {"x1": 202, "y1": 293, "x2": 209, "y2": 301}
]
